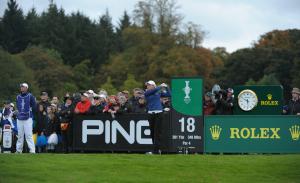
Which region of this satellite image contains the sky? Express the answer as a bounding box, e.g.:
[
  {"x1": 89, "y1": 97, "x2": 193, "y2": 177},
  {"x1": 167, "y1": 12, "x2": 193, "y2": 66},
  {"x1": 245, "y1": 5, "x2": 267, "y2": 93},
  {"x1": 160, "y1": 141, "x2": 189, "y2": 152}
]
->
[{"x1": 1, "y1": 0, "x2": 300, "y2": 52}]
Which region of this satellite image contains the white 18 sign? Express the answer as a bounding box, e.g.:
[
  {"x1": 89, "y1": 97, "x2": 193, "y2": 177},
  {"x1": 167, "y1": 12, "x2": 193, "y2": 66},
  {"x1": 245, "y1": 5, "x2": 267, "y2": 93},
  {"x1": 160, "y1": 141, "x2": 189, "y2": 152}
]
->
[{"x1": 178, "y1": 117, "x2": 195, "y2": 132}]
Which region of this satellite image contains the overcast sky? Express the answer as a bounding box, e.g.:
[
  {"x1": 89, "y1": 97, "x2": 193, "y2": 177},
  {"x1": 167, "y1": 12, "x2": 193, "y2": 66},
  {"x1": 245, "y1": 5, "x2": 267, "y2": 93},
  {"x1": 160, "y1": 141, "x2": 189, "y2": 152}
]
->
[{"x1": 1, "y1": 0, "x2": 300, "y2": 52}]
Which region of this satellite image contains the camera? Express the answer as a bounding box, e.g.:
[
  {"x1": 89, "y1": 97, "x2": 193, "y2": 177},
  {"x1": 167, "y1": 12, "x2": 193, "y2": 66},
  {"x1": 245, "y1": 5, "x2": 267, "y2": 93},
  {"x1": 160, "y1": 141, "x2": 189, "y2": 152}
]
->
[{"x1": 213, "y1": 89, "x2": 227, "y2": 100}]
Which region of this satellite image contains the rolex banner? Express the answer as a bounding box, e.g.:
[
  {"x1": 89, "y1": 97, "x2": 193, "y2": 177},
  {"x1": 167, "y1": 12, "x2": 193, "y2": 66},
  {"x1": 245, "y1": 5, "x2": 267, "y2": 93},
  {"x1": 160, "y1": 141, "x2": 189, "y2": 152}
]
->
[
  {"x1": 171, "y1": 77, "x2": 204, "y2": 153},
  {"x1": 205, "y1": 115, "x2": 300, "y2": 153}
]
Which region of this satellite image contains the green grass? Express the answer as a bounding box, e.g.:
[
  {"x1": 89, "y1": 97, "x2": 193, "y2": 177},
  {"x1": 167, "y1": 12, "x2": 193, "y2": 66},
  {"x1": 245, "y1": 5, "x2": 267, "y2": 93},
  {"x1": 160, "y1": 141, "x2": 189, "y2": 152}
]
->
[{"x1": 0, "y1": 154, "x2": 300, "y2": 183}]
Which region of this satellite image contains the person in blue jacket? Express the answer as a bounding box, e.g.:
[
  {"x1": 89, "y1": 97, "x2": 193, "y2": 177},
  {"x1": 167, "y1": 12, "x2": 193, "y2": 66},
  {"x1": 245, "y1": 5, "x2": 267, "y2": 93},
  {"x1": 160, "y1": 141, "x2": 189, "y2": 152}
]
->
[
  {"x1": 16, "y1": 83, "x2": 36, "y2": 153},
  {"x1": 144, "y1": 80, "x2": 171, "y2": 154}
]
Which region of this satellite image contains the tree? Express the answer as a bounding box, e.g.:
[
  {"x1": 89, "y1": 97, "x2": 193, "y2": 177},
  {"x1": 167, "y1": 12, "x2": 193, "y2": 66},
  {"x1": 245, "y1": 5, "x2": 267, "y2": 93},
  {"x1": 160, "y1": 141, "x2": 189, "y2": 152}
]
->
[
  {"x1": 121, "y1": 74, "x2": 142, "y2": 94},
  {"x1": 292, "y1": 57, "x2": 300, "y2": 87},
  {"x1": 0, "y1": 0, "x2": 28, "y2": 53},
  {"x1": 18, "y1": 46, "x2": 73, "y2": 96},
  {"x1": 116, "y1": 11, "x2": 132, "y2": 51},
  {"x1": 256, "y1": 74, "x2": 281, "y2": 85},
  {"x1": 63, "y1": 11, "x2": 95, "y2": 66},
  {"x1": 245, "y1": 74, "x2": 281, "y2": 85},
  {"x1": 25, "y1": 8, "x2": 41, "y2": 46},
  {"x1": 133, "y1": 1, "x2": 154, "y2": 32},
  {"x1": 0, "y1": 49, "x2": 36, "y2": 101},
  {"x1": 92, "y1": 10, "x2": 116, "y2": 68},
  {"x1": 99, "y1": 77, "x2": 118, "y2": 95},
  {"x1": 72, "y1": 59, "x2": 93, "y2": 90}
]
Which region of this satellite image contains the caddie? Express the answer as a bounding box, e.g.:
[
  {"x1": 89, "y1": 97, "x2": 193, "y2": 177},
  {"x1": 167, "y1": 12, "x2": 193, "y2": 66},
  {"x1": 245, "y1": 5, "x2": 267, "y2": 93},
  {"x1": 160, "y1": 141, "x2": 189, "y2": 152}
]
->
[{"x1": 15, "y1": 83, "x2": 36, "y2": 153}]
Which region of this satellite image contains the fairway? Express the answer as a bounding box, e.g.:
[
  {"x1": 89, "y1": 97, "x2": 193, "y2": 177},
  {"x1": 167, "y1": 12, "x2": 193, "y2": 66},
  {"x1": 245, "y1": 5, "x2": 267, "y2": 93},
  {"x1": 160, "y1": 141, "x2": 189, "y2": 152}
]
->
[{"x1": 0, "y1": 154, "x2": 300, "y2": 183}]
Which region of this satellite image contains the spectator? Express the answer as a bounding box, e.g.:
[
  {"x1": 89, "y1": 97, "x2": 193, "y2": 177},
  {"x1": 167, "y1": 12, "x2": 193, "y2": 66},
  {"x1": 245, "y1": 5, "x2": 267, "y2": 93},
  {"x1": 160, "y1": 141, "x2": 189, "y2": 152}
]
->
[
  {"x1": 129, "y1": 88, "x2": 144, "y2": 113},
  {"x1": 118, "y1": 94, "x2": 132, "y2": 113},
  {"x1": 1, "y1": 101, "x2": 14, "y2": 127},
  {"x1": 132, "y1": 95, "x2": 147, "y2": 113},
  {"x1": 99, "y1": 89, "x2": 108, "y2": 98},
  {"x1": 51, "y1": 96, "x2": 61, "y2": 112},
  {"x1": 35, "y1": 91, "x2": 51, "y2": 134},
  {"x1": 89, "y1": 94, "x2": 106, "y2": 115},
  {"x1": 35, "y1": 103, "x2": 47, "y2": 139},
  {"x1": 144, "y1": 80, "x2": 171, "y2": 154},
  {"x1": 45, "y1": 106, "x2": 59, "y2": 152},
  {"x1": 224, "y1": 88, "x2": 234, "y2": 115},
  {"x1": 161, "y1": 97, "x2": 171, "y2": 112},
  {"x1": 214, "y1": 88, "x2": 233, "y2": 115},
  {"x1": 103, "y1": 95, "x2": 120, "y2": 118},
  {"x1": 204, "y1": 92, "x2": 215, "y2": 115},
  {"x1": 59, "y1": 96, "x2": 74, "y2": 153},
  {"x1": 39, "y1": 91, "x2": 51, "y2": 111},
  {"x1": 121, "y1": 90, "x2": 130, "y2": 99},
  {"x1": 283, "y1": 88, "x2": 300, "y2": 115},
  {"x1": 74, "y1": 93, "x2": 91, "y2": 114},
  {"x1": 87, "y1": 89, "x2": 96, "y2": 105},
  {"x1": 51, "y1": 96, "x2": 60, "y2": 105}
]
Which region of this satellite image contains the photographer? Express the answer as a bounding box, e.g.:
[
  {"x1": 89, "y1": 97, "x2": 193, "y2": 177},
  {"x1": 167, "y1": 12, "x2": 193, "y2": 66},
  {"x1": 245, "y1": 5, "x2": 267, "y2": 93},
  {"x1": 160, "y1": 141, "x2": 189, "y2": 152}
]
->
[{"x1": 213, "y1": 88, "x2": 234, "y2": 115}]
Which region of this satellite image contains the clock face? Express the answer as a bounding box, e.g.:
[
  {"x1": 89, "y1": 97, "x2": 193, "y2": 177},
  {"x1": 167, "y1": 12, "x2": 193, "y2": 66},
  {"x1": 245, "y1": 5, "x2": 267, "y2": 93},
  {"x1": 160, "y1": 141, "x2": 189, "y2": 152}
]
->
[{"x1": 238, "y1": 89, "x2": 258, "y2": 111}]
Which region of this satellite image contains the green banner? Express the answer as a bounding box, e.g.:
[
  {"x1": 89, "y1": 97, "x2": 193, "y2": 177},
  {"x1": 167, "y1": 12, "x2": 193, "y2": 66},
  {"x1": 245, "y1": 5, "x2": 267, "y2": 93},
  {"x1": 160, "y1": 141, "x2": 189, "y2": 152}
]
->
[
  {"x1": 171, "y1": 77, "x2": 204, "y2": 153},
  {"x1": 205, "y1": 115, "x2": 300, "y2": 153},
  {"x1": 233, "y1": 85, "x2": 283, "y2": 115},
  {"x1": 171, "y1": 78, "x2": 203, "y2": 116}
]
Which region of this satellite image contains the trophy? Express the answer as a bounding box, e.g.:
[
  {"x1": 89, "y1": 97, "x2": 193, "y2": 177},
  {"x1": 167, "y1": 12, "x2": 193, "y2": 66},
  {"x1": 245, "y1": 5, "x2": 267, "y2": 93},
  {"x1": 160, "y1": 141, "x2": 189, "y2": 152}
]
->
[{"x1": 183, "y1": 81, "x2": 192, "y2": 104}]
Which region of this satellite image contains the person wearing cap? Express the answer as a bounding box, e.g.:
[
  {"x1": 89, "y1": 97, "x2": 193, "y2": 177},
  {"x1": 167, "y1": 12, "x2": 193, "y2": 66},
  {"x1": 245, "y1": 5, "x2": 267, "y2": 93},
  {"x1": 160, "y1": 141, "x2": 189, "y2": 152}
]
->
[
  {"x1": 74, "y1": 93, "x2": 91, "y2": 114},
  {"x1": 144, "y1": 80, "x2": 171, "y2": 154},
  {"x1": 87, "y1": 90, "x2": 96, "y2": 105},
  {"x1": 89, "y1": 94, "x2": 106, "y2": 115},
  {"x1": 59, "y1": 96, "x2": 74, "y2": 153},
  {"x1": 283, "y1": 88, "x2": 300, "y2": 115},
  {"x1": 16, "y1": 83, "x2": 36, "y2": 153}
]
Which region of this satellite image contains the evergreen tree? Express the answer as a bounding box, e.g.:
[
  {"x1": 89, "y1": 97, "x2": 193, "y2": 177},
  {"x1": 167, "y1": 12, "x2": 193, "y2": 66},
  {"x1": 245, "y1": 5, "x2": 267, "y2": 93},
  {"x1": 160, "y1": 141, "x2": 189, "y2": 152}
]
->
[
  {"x1": 0, "y1": 0, "x2": 28, "y2": 53},
  {"x1": 116, "y1": 11, "x2": 131, "y2": 51}
]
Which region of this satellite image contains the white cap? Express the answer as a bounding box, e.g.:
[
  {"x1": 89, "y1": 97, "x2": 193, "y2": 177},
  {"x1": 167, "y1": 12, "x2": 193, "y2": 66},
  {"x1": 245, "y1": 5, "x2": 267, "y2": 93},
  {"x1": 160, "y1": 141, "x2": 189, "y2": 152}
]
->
[
  {"x1": 83, "y1": 93, "x2": 89, "y2": 97},
  {"x1": 99, "y1": 94, "x2": 106, "y2": 98},
  {"x1": 146, "y1": 80, "x2": 156, "y2": 87},
  {"x1": 87, "y1": 89, "x2": 95, "y2": 94},
  {"x1": 10, "y1": 103, "x2": 14, "y2": 107},
  {"x1": 20, "y1": 83, "x2": 29, "y2": 89}
]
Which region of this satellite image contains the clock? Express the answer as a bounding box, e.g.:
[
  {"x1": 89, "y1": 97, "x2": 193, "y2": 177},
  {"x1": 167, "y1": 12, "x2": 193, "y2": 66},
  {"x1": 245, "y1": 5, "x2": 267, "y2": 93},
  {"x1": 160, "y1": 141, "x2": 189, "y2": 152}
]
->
[{"x1": 238, "y1": 89, "x2": 258, "y2": 111}]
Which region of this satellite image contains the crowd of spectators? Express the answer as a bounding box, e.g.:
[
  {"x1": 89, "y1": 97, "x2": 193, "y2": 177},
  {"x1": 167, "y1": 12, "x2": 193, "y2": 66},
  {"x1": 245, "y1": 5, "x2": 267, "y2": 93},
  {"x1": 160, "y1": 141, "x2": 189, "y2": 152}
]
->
[
  {"x1": 1, "y1": 84, "x2": 300, "y2": 153},
  {"x1": 0, "y1": 83, "x2": 171, "y2": 153}
]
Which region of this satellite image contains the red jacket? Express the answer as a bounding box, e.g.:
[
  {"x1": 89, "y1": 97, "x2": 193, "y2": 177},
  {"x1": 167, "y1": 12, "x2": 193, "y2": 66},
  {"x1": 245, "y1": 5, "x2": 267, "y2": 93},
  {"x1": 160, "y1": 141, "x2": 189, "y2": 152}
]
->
[
  {"x1": 75, "y1": 100, "x2": 91, "y2": 114},
  {"x1": 204, "y1": 102, "x2": 215, "y2": 115}
]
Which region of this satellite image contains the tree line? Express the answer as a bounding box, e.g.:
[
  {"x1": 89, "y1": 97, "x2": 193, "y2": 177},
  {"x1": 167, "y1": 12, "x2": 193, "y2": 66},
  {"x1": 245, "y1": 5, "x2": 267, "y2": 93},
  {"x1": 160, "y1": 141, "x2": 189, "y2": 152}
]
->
[{"x1": 0, "y1": 0, "x2": 299, "y2": 102}]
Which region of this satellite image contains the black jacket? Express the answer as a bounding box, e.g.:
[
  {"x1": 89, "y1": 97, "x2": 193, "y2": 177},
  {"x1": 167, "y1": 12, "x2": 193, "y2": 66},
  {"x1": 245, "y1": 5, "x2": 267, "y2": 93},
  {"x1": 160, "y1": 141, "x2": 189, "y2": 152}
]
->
[
  {"x1": 45, "y1": 115, "x2": 59, "y2": 136},
  {"x1": 89, "y1": 104, "x2": 105, "y2": 115},
  {"x1": 59, "y1": 104, "x2": 74, "y2": 124},
  {"x1": 287, "y1": 99, "x2": 300, "y2": 115}
]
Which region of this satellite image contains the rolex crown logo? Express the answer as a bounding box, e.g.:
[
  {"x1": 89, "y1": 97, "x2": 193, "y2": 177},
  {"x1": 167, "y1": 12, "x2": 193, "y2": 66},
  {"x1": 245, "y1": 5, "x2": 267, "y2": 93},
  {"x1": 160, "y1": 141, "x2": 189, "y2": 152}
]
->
[
  {"x1": 289, "y1": 125, "x2": 300, "y2": 141},
  {"x1": 210, "y1": 125, "x2": 222, "y2": 140},
  {"x1": 267, "y1": 94, "x2": 272, "y2": 100}
]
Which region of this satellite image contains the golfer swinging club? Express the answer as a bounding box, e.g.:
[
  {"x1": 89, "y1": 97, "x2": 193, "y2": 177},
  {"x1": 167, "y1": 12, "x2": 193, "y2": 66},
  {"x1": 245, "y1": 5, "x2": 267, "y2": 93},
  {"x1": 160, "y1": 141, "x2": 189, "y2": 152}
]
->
[{"x1": 16, "y1": 83, "x2": 36, "y2": 153}]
